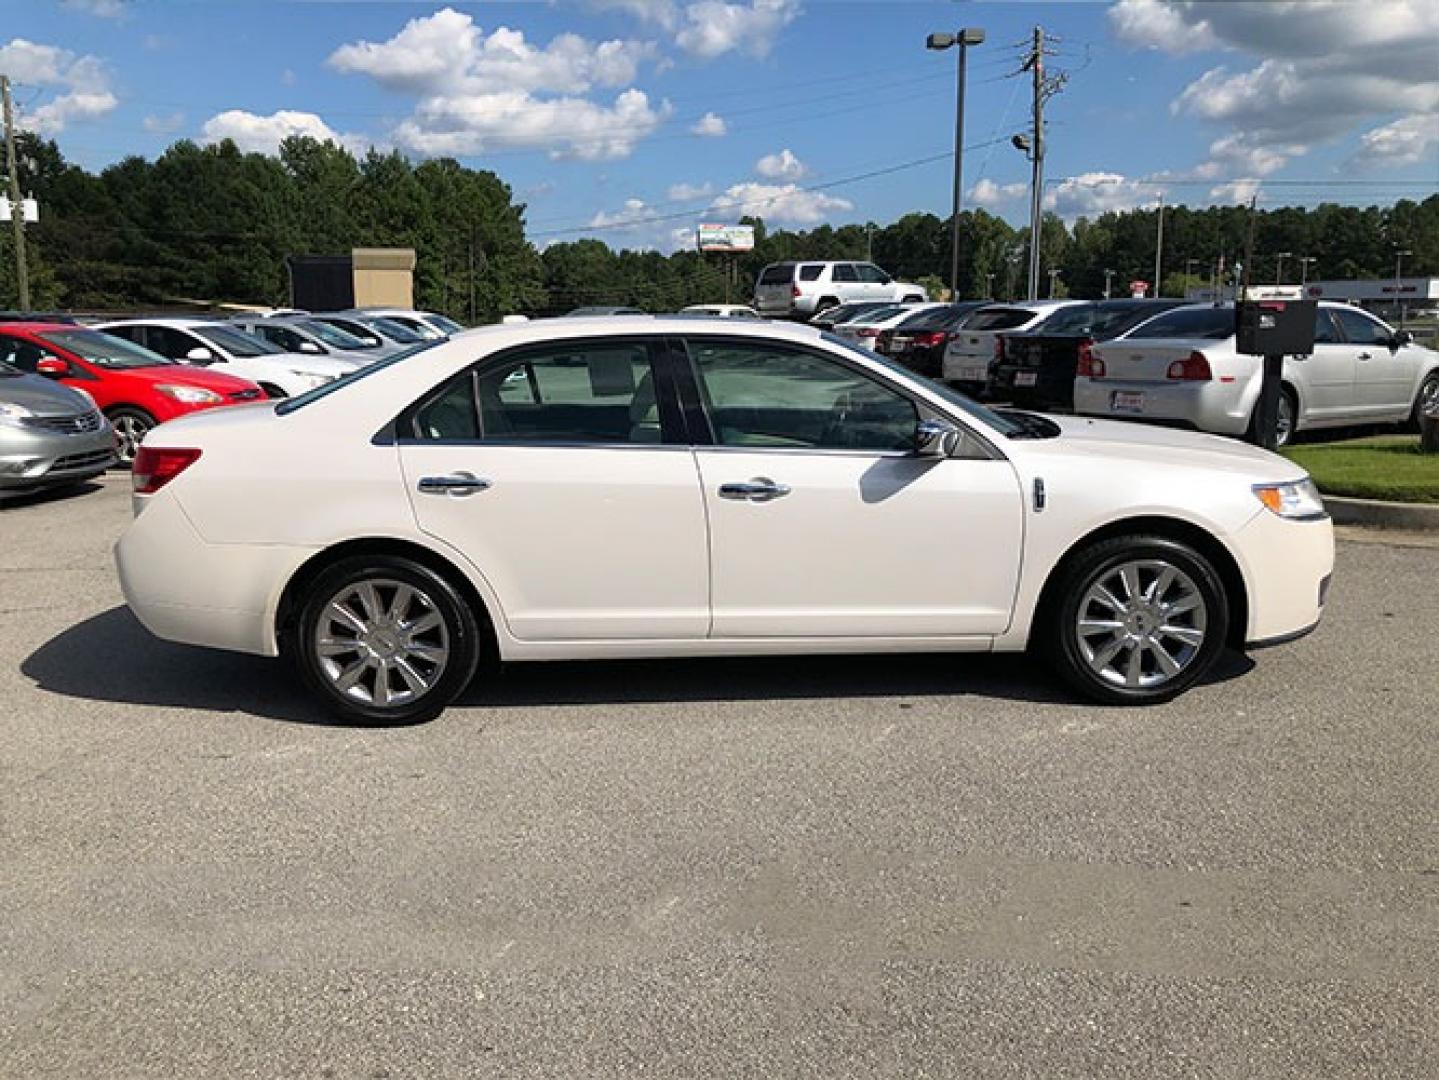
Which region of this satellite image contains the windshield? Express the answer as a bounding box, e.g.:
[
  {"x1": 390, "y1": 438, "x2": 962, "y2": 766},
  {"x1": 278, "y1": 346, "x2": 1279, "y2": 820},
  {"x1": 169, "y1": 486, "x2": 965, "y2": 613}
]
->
[
  {"x1": 821, "y1": 331, "x2": 1026, "y2": 438},
  {"x1": 370, "y1": 317, "x2": 423, "y2": 343},
  {"x1": 195, "y1": 325, "x2": 283, "y2": 357},
  {"x1": 297, "y1": 319, "x2": 372, "y2": 349},
  {"x1": 850, "y1": 305, "x2": 907, "y2": 325},
  {"x1": 1125, "y1": 306, "x2": 1235, "y2": 340},
  {"x1": 274, "y1": 340, "x2": 439, "y2": 415},
  {"x1": 896, "y1": 305, "x2": 979, "y2": 332},
  {"x1": 41, "y1": 330, "x2": 174, "y2": 369},
  {"x1": 426, "y1": 314, "x2": 463, "y2": 335}
]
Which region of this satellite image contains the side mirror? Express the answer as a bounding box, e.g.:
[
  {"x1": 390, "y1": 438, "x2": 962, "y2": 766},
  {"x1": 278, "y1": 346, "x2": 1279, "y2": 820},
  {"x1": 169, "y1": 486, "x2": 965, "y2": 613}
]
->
[
  {"x1": 915, "y1": 418, "x2": 962, "y2": 458},
  {"x1": 1391, "y1": 330, "x2": 1413, "y2": 349},
  {"x1": 298, "y1": 341, "x2": 323, "y2": 354},
  {"x1": 184, "y1": 346, "x2": 214, "y2": 363},
  {"x1": 35, "y1": 356, "x2": 69, "y2": 378}
]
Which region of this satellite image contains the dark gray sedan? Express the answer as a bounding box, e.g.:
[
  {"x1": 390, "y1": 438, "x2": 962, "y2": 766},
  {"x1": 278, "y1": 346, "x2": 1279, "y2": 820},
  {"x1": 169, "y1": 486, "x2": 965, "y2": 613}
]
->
[{"x1": 0, "y1": 360, "x2": 116, "y2": 492}]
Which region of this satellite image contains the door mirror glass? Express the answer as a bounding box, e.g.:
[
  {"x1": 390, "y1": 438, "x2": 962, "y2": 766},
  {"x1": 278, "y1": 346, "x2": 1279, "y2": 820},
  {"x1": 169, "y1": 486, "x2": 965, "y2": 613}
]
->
[
  {"x1": 1391, "y1": 330, "x2": 1413, "y2": 349},
  {"x1": 914, "y1": 418, "x2": 961, "y2": 457},
  {"x1": 35, "y1": 356, "x2": 69, "y2": 377},
  {"x1": 185, "y1": 346, "x2": 214, "y2": 363}
]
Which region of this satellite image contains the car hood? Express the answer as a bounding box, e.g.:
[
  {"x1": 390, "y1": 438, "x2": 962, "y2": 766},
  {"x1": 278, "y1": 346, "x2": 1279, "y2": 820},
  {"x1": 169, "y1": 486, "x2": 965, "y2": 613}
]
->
[
  {"x1": 1023, "y1": 413, "x2": 1308, "y2": 481},
  {"x1": 0, "y1": 370, "x2": 97, "y2": 415},
  {"x1": 247, "y1": 351, "x2": 357, "y2": 376},
  {"x1": 98, "y1": 363, "x2": 260, "y2": 393}
]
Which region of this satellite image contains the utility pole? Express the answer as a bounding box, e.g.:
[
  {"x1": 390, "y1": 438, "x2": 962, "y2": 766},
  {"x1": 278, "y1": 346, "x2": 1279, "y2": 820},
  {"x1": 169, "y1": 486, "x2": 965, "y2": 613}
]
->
[
  {"x1": 2, "y1": 75, "x2": 31, "y2": 312},
  {"x1": 1274, "y1": 251, "x2": 1291, "y2": 286},
  {"x1": 1025, "y1": 26, "x2": 1045, "y2": 302},
  {"x1": 1299, "y1": 256, "x2": 1316, "y2": 288},
  {"x1": 1152, "y1": 192, "x2": 1164, "y2": 297},
  {"x1": 1103, "y1": 268, "x2": 1115, "y2": 300},
  {"x1": 1047, "y1": 267, "x2": 1062, "y2": 299},
  {"x1": 1394, "y1": 248, "x2": 1411, "y2": 329}
]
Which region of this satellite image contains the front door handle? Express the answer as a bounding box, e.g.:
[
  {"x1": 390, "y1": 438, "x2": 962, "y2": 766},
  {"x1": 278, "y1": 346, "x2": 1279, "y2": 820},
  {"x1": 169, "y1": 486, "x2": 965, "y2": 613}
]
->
[
  {"x1": 418, "y1": 471, "x2": 491, "y2": 496},
  {"x1": 1357, "y1": 351, "x2": 1373, "y2": 361},
  {"x1": 718, "y1": 477, "x2": 791, "y2": 502}
]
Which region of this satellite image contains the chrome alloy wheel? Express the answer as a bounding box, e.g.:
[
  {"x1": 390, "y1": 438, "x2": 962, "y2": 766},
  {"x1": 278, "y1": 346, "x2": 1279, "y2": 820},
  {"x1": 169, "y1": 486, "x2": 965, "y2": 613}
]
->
[
  {"x1": 1075, "y1": 559, "x2": 1208, "y2": 690},
  {"x1": 1275, "y1": 393, "x2": 1295, "y2": 447},
  {"x1": 112, "y1": 414, "x2": 150, "y2": 463},
  {"x1": 313, "y1": 578, "x2": 451, "y2": 708}
]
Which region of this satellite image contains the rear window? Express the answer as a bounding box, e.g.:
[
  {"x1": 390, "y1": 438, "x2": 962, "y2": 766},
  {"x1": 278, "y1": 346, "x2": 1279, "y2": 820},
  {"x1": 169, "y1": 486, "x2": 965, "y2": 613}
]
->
[
  {"x1": 1126, "y1": 306, "x2": 1235, "y2": 341},
  {"x1": 1030, "y1": 304, "x2": 1099, "y2": 335},
  {"x1": 962, "y1": 308, "x2": 1037, "y2": 331},
  {"x1": 896, "y1": 306, "x2": 969, "y2": 331},
  {"x1": 760, "y1": 265, "x2": 795, "y2": 285}
]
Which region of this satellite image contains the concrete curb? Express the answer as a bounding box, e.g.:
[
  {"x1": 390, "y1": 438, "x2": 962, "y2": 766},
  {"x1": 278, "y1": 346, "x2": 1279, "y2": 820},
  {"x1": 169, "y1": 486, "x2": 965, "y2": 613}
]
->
[{"x1": 1323, "y1": 495, "x2": 1439, "y2": 531}]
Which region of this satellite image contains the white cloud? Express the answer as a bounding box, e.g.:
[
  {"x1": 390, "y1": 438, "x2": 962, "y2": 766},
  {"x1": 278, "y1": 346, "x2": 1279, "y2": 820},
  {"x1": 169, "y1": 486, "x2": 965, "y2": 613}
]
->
[
  {"x1": 200, "y1": 110, "x2": 368, "y2": 155},
  {"x1": 63, "y1": 0, "x2": 127, "y2": 17},
  {"x1": 691, "y1": 112, "x2": 727, "y2": 136},
  {"x1": 1043, "y1": 172, "x2": 1162, "y2": 217},
  {"x1": 585, "y1": 195, "x2": 694, "y2": 252},
  {"x1": 755, "y1": 148, "x2": 806, "y2": 181},
  {"x1": 143, "y1": 111, "x2": 185, "y2": 135},
  {"x1": 1209, "y1": 179, "x2": 1263, "y2": 206},
  {"x1": 590, "y1": 0, "x2": 680, "y2": 28},
  {"x1": 676, "y1": 0, "x2": 801, "y2": 59},
  {"x1": 709, "y1": 181, "x2": 851, "y2": 226},
  {"x1": 968, "y1": 178, "x2": 1028, "y2": 208},
  {"x1": 395, "y1": 89, "x2": 668, "y2": 161},
  {"x1": 1111, "y1": 1, "x2": 1439, "y2": 180},
  {"x1": 667, "y1": 181, "x2": 714, "y2": 201},
  {"x1": 1355, "y1": 114, "x2": 1439, "y2": 167},
  {"x1": 0, "y1": 38, "x2": 118, "y2": 134},
  {"x1": 329, "y1": 8, "x2": 655, "y2": 96}
]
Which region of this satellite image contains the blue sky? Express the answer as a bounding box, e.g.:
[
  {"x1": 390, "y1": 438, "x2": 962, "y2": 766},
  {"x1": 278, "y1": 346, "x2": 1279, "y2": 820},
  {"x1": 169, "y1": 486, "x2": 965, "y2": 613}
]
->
[{"x1": 6, "y1": 1, "x2": 1437, "y2": 249}]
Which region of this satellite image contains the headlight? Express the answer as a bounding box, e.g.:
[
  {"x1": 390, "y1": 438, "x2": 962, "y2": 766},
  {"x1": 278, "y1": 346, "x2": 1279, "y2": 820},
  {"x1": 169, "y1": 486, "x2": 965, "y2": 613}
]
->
[
  {"x1": 0, "y1": 402, "x2": 34, "y2": 427},
  {"x1": 1253, "y1": 478, "x2": 1327, "y2": 520},
  {"x1": 156, "y1": 384, "x2": 224, "y2": 405},
  {"x1": 287, "y1": 370, "x2": 335, "y2": 390}
]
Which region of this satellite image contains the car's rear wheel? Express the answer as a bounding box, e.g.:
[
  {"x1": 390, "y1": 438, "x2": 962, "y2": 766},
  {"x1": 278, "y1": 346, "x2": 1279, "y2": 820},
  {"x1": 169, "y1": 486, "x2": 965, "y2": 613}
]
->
[
  {"x1": 1245, "y1": 385, "x2": 1296, "y2": 448},
  {"x1": 1044, "y1": 535, "x2": 1229, "y2": 705},
  {"x1": 288, "y1": 555, "x2": 481, "y2": 725},
  {"x1": 107, "y1": 407, "x2": 155, "y2": 465}
]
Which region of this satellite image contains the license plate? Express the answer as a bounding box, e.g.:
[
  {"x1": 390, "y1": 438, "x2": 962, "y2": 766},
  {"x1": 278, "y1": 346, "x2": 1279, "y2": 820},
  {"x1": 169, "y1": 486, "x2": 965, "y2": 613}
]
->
[
  {"x1": 1015, "y1": 371, "x2": 1038, "y2": 387},
  {"x1": 1111, "y1": 391, "x2": 1145, "y2": 413},
  {"x1": 958, "y1": 364, "x2": 987, "y2": 381}
]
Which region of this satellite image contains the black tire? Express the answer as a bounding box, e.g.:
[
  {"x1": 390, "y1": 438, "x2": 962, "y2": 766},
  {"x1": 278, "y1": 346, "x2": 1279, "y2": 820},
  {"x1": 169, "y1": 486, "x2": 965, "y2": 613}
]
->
[
  {"x1": 106, "y1": 406, "x2": 155, "y2": 465},
  {"x1": 257, "y1": 383, "x2": 289, "y2": 399},
  {"x1": 901, "y1": 294, "x2": 924, "y2": 304},
  {"x1": 1042, "y1": 534, "x2": 1230, "y2": 706},
  {"x1": 814, "y1": 297, "x2": 839, "y2": 314},
  {"x1": 1245, "y1": 385, "x2": 1297, "y2": 448},
  {"x1": 1407, "y1": 371, "x2": 1438, "y2": 432},
  {"x1": 285, "y1": 555, "x2": 482, "y2": 725}
]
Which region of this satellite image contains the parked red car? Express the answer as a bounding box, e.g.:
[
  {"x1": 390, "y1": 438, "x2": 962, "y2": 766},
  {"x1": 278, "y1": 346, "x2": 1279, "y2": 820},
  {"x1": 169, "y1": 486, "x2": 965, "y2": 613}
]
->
[{"x1": 0, "y1": 323, "x2": 266, "y2": 462}]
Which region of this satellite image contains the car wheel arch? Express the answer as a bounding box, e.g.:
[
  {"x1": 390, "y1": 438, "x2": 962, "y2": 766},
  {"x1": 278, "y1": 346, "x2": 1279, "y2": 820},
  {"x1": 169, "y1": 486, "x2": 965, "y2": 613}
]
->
[
  {"x1": 275, "y1": 536, "x2": 501, "y2": 659},
  {"x1": 1029, "y1": 515, "x2": 1249, "y2": 651}
]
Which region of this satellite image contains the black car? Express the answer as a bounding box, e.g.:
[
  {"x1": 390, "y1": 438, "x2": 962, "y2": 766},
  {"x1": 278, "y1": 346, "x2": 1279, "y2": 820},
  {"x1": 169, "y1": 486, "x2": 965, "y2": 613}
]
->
[
  {"x1": 875, "y1": 302, "x2": 989, "y2": 378},
  {"x1": 989, "y1": 299, "x2": 1189, "y2": 410}
]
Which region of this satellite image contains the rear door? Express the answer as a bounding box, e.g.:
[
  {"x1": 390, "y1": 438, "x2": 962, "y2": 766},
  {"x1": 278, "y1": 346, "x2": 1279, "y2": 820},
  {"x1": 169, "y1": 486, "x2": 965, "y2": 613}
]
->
[
  {"x1": 682, "y1": 335, "x2": 1024, "y2": 638},
  {"x1": 396, "y1": 336, "x2": 710, "y2": 641},
  {"x1": 755, "y1": 264, "x2": 796, "y2": 313},
  {"x1": 1293, "y1": 307, "x2": 1358, "y2": 421}
]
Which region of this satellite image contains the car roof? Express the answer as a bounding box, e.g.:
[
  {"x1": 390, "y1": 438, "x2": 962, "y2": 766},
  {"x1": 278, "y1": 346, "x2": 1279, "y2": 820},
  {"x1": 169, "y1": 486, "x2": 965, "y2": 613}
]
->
[
  {"x1": 464, "y1": 314, "x2": 823, "y2": 343},
  {"x1": 97, "y1": 316, "x2": 222, "y2": 328},
  {"x1": 0, "y1": 321, "x2": 87, "y2": 333}
]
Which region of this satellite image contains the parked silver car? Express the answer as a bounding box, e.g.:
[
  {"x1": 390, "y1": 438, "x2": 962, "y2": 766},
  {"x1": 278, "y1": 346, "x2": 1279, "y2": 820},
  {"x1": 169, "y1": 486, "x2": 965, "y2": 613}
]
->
[
  {"x1": 229, "y1": 317, "x2": 390, "y2": 364},
  {"x1": 0, "y1": 360, "x2": 116, "y2": 492}
]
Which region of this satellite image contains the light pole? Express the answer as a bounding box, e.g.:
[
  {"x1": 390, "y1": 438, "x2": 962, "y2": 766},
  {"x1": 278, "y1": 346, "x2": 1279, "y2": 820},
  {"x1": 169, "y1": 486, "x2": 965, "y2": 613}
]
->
[
  {"x1": 1103, "y1": 268, "x2": 1115, "y2": 300},
  {"x1": 927, "y1": 27, "x2": 985, "y2": 301},
  {"x1": 983, "y1": 271, "x2": 994, "y2": 298},
  {"x1": 1299, "y1": 256, "x2": 1316, "y2": 288},
  {"x1": 1275, "y1": 251, "x2": 1291, "y2": 285},
  {"x1": 1047, "y1": 267, "x2": 1062, "y2": 299},
  {"x1": 1395, "y1": 248, "x2": 1411, "y2": 329}
]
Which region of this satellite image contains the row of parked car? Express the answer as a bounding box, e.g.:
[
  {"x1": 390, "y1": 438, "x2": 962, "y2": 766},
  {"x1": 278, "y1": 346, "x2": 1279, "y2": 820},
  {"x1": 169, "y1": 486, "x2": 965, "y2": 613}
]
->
[
  {"x1": 0, "y1": 307, "x2": 460, "y2": 493},
  {"x1": 810, "y1": 295, "x2": 1439, "y2": 447}
]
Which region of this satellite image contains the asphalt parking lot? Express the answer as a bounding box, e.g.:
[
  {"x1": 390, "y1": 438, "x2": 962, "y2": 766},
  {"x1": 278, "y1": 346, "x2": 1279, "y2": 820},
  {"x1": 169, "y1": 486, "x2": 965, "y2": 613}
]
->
[{"x1": 1, "y1": 475, "x2": 1435, "y2": 1079}]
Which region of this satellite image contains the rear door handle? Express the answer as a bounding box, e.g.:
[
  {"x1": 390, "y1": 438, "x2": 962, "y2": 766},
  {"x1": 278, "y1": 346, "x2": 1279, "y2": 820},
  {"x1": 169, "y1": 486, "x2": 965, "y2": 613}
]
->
[
  {"x1": 1357, "y1": 352, "x2": 1373, "y2": 361},
  {"x1": 718, "y1": 477, "x2": 791, "y2": 502},
  {"x1": 418, "y1": 472, "x2": 491, "y2": 496}
]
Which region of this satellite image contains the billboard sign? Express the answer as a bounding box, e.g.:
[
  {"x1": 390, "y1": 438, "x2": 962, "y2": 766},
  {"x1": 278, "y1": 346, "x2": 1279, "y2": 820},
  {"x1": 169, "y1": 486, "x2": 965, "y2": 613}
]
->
[{"x1": 697, "y1": 223, "x2": 755, "y2": 253}]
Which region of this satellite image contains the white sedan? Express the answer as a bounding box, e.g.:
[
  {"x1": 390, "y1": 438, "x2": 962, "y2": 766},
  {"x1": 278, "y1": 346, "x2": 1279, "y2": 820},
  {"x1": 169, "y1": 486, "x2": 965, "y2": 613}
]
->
[
  {"x1": 1073, "y1": 301, "x2": 1439, "y2": 446},
  {"x1": 116, "y1": 317, "x2": 1334, "y2": 724},
  {"x1": 832, "y1": 302, "x2": 947, "y2": 350}
]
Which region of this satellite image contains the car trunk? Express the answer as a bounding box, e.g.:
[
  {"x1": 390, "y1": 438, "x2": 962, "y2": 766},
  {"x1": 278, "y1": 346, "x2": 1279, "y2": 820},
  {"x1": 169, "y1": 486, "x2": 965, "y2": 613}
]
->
[
  {"x1": 1091, "y1": 338, "x2": 1216, "y2": 384},
  {"x1": 755, "y1": 266, "x2": 796, "y2": 310}
]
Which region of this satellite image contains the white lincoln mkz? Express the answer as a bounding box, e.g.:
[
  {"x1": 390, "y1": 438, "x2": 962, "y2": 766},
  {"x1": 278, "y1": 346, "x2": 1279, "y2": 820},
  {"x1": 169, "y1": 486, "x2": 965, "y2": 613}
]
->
[{"x1": 116, "y1": 317, "x2": 1335, "y2": 723}]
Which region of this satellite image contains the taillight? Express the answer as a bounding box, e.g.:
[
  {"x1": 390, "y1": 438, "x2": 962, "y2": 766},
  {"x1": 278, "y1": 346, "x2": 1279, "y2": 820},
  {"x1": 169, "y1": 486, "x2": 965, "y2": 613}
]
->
[
  {"x1": 914, "y1": 331, "x2": 947, "y2": 347},
  {"x1": 791, "y1": 284, "x2": 802, "y2": 298},
  {"x1": 856, "y1": 327, "x2": 880, "y2": 338},
  {"x1": 993, "y1": 335, "x2": 1006, "y2": 361},
  {"x1": 1077, "y1": 340, "x2": 1105, "y2": 377},
  {"x1": 132, "y1": 447, "x2": 202, "y2": 494},
  {"x1": 1167, "y1": 351, "x2": 1213, "y2": 381}
]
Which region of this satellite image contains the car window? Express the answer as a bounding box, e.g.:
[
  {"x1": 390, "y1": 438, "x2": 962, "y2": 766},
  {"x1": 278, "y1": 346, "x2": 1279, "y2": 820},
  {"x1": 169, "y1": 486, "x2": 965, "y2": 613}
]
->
[
  {"x1": 832, "y1": 264, "x2": 859, "y2": 283},
  {"x1": 102, "y1": 325, "x2": 146, "y2": 347},
  {"x1": 427, "y1": 314, "x2": 464, "y2": 335},
  {"x1": 1331, "y1": 306, "x2": 1389, "y2": 346},
  {"x1": 962, "y1": 308, "x2": 1038, "y2": 332},
  {"x1": 798, "y1": 265, "x2": 823, "y2": 282},
  {"x1": 142, "y1": 325, "x2": 205, "y2": 361},
  {"x1": 856, "y1": 264, "x2": 888, "y2": 284},
  {"x1": 257, "y1": 325, "x2": 310, "y2": 352},
  {"x1": 1032, "y1": 304, "x2": 1099, "y2": 335},
  {"x1": 39, "y1": 330, "x2": 173, "y2": 369},
  {"x1": 413, "y1": 342, "x2": 668, "y2": 445},
  {"x1": 371, "y1": 317, "x2": 423, "y2": 343},
  {"x1": 896, "y1": 306, "x2": 970, "y2": 332},
  {"x1": 759, "y1": 265, "x2": 794, "y2": 285},
  {"x1": 1313, "y1": 308, "x2": 1342, "y2": 345},
  {"x1": 0, "y1": 334, "x2": 45, "y2": 372},
  {"x1": 689, "y1": 341, "x2": 918, "y2": 452},
  {"x1": 300, "y1": 319, "x2": 370, "y2": 349},
  {"x1": 1125, "y1": 306, "x2": 1235, "y2": 340},
  {"x1": 1100, "y1": 303, "x2": 1183, "y2": 339},
  {"x1": 195, "y1": 325, "x2": 283, "y2": 357}
]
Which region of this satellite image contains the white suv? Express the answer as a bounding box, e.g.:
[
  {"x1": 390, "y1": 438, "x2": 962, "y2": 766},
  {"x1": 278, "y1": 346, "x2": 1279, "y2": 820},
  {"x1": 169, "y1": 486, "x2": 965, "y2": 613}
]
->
[{"x1": 754, "y1": 261, "x2": 927, "y2": 318}]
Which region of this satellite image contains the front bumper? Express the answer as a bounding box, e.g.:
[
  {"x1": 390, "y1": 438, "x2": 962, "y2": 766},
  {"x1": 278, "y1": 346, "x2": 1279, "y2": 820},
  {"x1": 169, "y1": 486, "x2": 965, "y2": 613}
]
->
[
  {"x1": 1233, "y1": 508, "x2": 1335, "y2": 646},
  {"x1": 0, "y1": 423, "x2": 117, "y2": 489}
]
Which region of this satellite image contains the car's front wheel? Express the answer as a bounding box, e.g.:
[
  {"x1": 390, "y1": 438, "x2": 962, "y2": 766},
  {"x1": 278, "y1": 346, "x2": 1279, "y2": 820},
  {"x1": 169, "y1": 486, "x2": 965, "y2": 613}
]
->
[
  {"x1": 107, "y1": 407, "x2": 155, "y2": 465},
  {"x1": 288, "y1": 555, "x2": 482, "y2": 724},
  {"x1": 1043, "y1": 535, "x2": 1229, "y2": 705}
]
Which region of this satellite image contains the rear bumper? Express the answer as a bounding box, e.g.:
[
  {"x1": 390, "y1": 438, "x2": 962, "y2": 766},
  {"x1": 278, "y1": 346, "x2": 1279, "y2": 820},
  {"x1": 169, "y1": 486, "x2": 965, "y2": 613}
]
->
[
  {"x1": 990, "y1": 363, "x2": 1075, "y2": 407},
  {"x1": 1072, "y1": 378, "x2": 1250, "y2": 435}
]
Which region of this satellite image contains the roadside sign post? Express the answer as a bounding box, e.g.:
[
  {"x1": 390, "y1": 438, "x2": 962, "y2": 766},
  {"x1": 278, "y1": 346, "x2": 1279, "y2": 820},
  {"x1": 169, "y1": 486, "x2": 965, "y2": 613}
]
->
[
  {"x1": 1235, "y1": 291, "x2": 1315, "y2": 451},
  {"x1": 697, "y1": 224, "x2": 755, "y2": 307}
]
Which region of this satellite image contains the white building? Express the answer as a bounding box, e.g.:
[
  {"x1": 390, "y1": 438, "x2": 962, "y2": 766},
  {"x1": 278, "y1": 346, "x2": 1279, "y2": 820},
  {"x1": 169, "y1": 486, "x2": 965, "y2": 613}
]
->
[{"x1": 1186, "y1": 277, "x2": 1439, "y2": 320}]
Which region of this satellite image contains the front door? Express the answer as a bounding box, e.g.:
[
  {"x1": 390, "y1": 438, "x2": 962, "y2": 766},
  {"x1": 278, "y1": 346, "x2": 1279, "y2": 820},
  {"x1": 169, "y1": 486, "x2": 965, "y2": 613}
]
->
[
  {"x1": 397, "y1": 338, "x2": 710, "y2": 641},
  {"x1": 683, "y1": 337, "x2": 1024, "y2": 638},
  {"x1": 1331, "y1": 305, "x2": 1419, "y2": 416}
]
